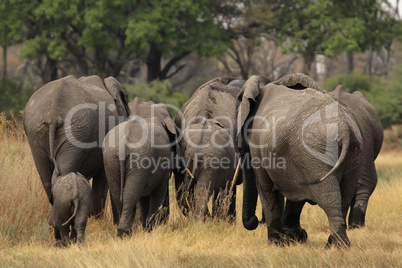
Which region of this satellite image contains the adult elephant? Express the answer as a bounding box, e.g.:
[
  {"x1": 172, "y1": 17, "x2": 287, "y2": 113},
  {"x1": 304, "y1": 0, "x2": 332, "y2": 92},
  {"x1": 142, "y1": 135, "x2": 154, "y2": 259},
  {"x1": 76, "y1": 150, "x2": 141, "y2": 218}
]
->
[
  {"x1": 24, "y1": 75, "x2": 129, "y2": 218},
  {"x1": 103, "y1": 97, "x2": 184, "y2": 237},
  {"x1": 174, "y1": 77, "x2": 245, "y2": 220},
  {"x1": 237, "y1": 74, "x2": 363, "y2": 247},
  {"x1": 272, "y1": 74, "x2": 383, "y2": 231}
]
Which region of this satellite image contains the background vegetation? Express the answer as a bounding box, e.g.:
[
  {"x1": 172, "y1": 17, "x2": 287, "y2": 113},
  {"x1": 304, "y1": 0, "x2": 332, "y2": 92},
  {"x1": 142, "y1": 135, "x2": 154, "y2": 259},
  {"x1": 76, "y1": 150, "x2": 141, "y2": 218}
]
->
[
  {"x1": 0, "y1": 0, "x2": 401, "y2": 128},
  {"x1": 0, "y1": 113, "x2": 401, "y2": 267}
]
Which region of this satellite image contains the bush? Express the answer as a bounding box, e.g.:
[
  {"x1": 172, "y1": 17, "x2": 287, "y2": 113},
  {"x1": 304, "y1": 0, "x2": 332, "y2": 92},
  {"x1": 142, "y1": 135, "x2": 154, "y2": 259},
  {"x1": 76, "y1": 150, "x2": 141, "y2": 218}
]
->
[
  {"x1": 323, "y1": 71, "x2": 402, "y2": 129},
  {"x1": 0, "y1": 77, "x2": 34, "y2": 118},
  {"x1": 322, "y1": 71, "x2": 379, "y2": 93},
  {"x1": 125, "y1": 80, "x2": 189, "y2": 117}
]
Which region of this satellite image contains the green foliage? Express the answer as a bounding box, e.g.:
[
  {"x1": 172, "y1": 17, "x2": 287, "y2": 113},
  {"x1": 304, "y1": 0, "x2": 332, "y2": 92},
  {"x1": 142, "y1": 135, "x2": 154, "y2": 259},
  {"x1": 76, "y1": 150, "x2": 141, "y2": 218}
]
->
[
  {"x1": 0, "y1": 78, "x2": 33, "y2": 117},
  {"x1": 0, "y1": 0, "x2": 27, "y2": 46},
  {"x1": 19, "y1": 0, "x2": 232, "y2": 81},
  {"x1": 125, "y1": 80, "x2": 189, "y2": 118},
  {"x1": 323, "y1": 71, "x2": 376, "y2": 92},
  {"x1": 272, "y1": 0, "x2": 399, "y2": 59},
  {"x1": 323, "y1": 70, "x2": 402, "y2": 129}
]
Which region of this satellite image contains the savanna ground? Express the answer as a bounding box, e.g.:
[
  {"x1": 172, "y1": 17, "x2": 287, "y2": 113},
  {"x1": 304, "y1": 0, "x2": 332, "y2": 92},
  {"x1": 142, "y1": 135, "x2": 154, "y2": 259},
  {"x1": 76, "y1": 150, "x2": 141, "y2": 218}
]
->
[{"x1": 0, "y1": 113, "x2": 401, "y2": 267}]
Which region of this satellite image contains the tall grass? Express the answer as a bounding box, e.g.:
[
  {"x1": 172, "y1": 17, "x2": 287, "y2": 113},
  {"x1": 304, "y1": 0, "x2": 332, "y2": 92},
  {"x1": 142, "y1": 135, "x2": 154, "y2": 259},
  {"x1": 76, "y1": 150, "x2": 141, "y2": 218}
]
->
[{"x1": 1, "y1": 113, "x2": 401, "y2": 267}]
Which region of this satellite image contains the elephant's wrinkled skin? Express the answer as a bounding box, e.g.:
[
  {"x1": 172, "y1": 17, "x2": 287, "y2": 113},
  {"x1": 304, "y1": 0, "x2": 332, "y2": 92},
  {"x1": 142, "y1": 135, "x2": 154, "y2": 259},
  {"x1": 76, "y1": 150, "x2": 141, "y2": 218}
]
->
[
  {"x1": 328, "y1": 86, "x2": 383, "y2": 228},
  {"x1": 237, "y1": 74, "x2": 363, "y2": 247},
  {"x1": 24, "y1": 75, "x2": 129, "y2": 218},
  {"x1": 50, "y1": 172, "x2": 91, "y2": 247},
  {"x1": 278, "y1": 78, "x2": 383, "y2": 230},
  {"x1": 103, "y1": 97, "x2": 184, "y2": 237},
  {"x1": 174, "y1": 77, "x2": 245, "y2": 220}
]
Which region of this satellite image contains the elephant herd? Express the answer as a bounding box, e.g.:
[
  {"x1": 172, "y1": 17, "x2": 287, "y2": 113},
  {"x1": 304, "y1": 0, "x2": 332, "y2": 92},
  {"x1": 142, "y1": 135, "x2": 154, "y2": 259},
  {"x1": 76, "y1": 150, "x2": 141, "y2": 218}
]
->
[{"x1": 23, "y1": 73, "x2": 383, "y2": 248}]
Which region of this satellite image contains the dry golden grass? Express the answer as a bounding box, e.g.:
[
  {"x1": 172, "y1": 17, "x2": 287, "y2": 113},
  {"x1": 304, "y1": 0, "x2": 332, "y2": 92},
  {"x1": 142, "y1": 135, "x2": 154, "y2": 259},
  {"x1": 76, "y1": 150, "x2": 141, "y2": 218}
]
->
[{"x1": 1, "y1": 113, "x2": 401, "y2": 267}]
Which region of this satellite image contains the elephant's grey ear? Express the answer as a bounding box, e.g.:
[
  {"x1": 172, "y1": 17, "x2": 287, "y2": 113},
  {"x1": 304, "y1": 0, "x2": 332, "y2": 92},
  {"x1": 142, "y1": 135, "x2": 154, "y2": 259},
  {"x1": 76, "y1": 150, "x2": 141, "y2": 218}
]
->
[
  {"x1": 164, "y1": 117, "x2": 177, "y2": 136},
  {"x1": 104, "y1": 77, "x2": 130, "y2": 117},
  {"x1": 236, "y1": 75, "x2": 267, "y2": 137},
  {"x1": 158, "y1": 106, "x2": 185, "y2": 160}
]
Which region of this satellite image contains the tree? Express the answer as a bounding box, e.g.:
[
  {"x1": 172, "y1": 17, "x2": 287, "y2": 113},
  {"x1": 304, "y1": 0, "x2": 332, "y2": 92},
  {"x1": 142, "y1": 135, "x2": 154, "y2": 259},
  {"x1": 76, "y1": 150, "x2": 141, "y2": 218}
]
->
[
  {"x1": 264, "y1": 0, "x2": 400, "y2": 76},
  {"x1": 20, "y1": 0, "x2": 233, "y2": 82},
  {"x1": 124, "y1": 0, "x2": 232, "y2": 81},
  {"x1": 0, "y1": 0, "x2": 27, "y2": 78}
]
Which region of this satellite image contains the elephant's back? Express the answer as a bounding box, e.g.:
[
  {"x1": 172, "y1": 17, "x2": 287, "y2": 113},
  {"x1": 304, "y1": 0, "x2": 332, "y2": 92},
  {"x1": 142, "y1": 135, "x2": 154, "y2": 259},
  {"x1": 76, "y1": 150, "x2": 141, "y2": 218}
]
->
[
  {"x1": 24, "y1": 75, "x2": 117, "y2": 139},
  {"x1": 179, "y1": 77, "x2": 244, "y2": 131},
  {"x1": 105, "y1": 120, "x2": 171, "y2": 157},
  {"x1": 329, "y1": 88, "x2": 383, "y2": 157}
]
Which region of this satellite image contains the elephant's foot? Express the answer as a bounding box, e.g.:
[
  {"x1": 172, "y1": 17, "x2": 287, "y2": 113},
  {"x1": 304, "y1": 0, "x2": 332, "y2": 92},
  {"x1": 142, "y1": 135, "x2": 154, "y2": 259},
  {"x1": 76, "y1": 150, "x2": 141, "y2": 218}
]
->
[
  {"x1": 349, "y1": 204, "x2": 367, "y2": 229},
  {"x1": 349, "y1": 221, "x2": 365, "y2": 229},
  {"x1": 326, "y1": 234, "x2": 350, "y2": 248},
  {"x1": 282, "y1": 226, "x2": 308, "y2": 243},
  {"x1": 54, "y1": 240, "x2": 64, "y2": 248},
  {"x1": 117, "y1": 228, "x2": 132, "y2": 239},
  {"x1": 268, "y1": 229, "x2": 290, "y2": 247},
  {"x1": 348, "y1": 209, "x2": 365, "y2": 229}
]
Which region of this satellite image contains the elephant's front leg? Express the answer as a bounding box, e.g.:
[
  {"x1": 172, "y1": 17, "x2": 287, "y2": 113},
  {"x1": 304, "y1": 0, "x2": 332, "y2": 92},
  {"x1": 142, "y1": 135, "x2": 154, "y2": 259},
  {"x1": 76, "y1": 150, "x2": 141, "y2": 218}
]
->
[
  {"x1": 256, "y1": 169, "x2": 285, "y2": 245},
  {"x1": 281, "y1": 200, "x2": 308, "y2": 243},
  {"x1": 194, "y1": 182, "x2": 211, "y2": 220}
]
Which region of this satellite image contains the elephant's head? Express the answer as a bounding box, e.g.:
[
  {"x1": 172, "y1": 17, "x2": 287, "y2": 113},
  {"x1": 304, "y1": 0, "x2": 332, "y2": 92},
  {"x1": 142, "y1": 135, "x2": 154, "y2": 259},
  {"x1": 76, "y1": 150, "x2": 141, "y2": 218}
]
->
[{"x1": 129, "y1": 97, "x2": 185, "y2": 170}]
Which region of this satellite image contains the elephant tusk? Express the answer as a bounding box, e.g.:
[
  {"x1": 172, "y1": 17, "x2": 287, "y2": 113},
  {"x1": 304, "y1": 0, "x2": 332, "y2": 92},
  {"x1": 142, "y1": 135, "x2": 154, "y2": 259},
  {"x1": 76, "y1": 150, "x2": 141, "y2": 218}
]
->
[
  {"x1": 230, "y1": 157, "x2": 242, "y2": 193},
  {"x1": 185, "y1": 168, "x2": 194, "y2": 179}
]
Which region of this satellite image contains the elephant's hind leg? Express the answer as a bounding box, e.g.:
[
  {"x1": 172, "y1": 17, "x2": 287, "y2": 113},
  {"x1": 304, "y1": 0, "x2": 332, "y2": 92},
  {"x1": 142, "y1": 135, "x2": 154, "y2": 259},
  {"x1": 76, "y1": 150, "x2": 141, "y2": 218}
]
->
[
  {"x1": 348, "y1": 164, "x2": 377, "y2": 229},
  {"x1": 91, "y1": 171, "x2": 109, "y2": 218},
  {"x1": 281, "y1": 200, "x2": 308, "y2": 243},
  {"x1": 147, "y1": 173, "x2": 170, "y2": 229},
  {"x1": 313, "y1": 178, "x2": 350, "y2": 247}
]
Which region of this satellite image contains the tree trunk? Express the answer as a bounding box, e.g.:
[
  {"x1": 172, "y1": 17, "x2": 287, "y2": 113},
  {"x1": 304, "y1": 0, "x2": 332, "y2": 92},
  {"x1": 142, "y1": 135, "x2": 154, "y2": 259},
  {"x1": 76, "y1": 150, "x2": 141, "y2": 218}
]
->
[
  {"x1": 42, "y1": 56, "x2": 58, "y2": 83},
  {"x1": 2, "y1": 28, "x2": 7, "y2": 77},
  {"x1": 2, "y1": 44, "x2": 6, "y2": 77},
  {"x1": 303, "y1": 49, "x2": 315, "y2": 76},
  {"x1": 365, "y1": 49, "x2": 373, "y2": 76},
  {"x1": 50, "y1": 58, "x2": 58, "y2": 81},
  {"x1": 146, "y1": 42, "x2": 162, "y2": 82},
  {"x1": 346, "y1": 52, "x2": 354, "y2": 73}
]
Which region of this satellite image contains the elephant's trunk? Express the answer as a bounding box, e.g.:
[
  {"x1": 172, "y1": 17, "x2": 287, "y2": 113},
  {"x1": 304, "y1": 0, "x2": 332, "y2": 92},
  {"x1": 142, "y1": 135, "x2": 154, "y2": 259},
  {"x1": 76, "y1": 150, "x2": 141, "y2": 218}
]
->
[{"x1": 242, "y1": 153, "x2": 259, "y2": 230}]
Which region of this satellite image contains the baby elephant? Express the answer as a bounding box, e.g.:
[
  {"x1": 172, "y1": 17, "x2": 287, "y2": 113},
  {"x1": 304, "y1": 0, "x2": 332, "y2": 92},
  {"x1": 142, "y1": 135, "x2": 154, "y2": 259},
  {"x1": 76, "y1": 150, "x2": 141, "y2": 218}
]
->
[{"x1": 50, "y1": 172, "x2": 91, "y2": 247}]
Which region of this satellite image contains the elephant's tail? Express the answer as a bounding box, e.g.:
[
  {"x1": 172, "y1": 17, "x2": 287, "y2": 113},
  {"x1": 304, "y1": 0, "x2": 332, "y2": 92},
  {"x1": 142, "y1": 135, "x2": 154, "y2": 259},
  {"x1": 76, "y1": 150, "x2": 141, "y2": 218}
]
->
[
  {"x1": 48, "y1": 122, "x2": 60, "y2": 177},
  {"x1": 62, "y1": 175, "x2": 79, "y2": 227},
  {"x1": 302, "y1": 124, "x2": 350, "y2": 185},
  {"x1": 119, "y1": 159, "x2": 125, "y2": 214}
]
